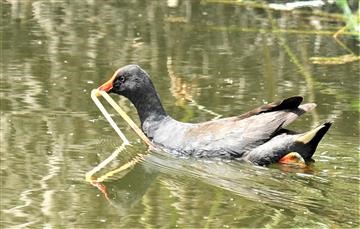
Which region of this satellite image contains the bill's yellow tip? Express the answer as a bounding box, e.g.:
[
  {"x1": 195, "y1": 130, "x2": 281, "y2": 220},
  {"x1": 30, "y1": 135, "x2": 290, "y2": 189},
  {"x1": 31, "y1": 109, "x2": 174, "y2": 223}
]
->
[{"x1": 94, "y1": 89, "x2": 102, "y2": 97}]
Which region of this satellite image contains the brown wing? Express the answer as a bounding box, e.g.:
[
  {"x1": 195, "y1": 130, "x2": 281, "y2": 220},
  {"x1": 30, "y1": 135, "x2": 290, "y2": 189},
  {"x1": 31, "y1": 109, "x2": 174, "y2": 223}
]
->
[
  {"x1": 179, "y1": 96, "x2": 316, "y2": 154},
  {"x1": 236, "y1": 96, "x2": 303, "y2": 120}
]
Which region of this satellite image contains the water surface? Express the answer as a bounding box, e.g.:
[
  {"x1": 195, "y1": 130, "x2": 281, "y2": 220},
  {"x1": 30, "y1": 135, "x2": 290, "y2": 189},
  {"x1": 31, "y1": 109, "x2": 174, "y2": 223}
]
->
[{"x1": 1, "y1": 1, "x2": 359, "y2": 228}]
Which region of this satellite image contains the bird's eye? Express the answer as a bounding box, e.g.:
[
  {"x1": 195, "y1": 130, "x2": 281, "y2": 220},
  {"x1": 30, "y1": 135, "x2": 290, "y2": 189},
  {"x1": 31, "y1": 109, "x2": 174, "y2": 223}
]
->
[{"x1": 119, "y1": 75, "x2": 126, "y2": 83}]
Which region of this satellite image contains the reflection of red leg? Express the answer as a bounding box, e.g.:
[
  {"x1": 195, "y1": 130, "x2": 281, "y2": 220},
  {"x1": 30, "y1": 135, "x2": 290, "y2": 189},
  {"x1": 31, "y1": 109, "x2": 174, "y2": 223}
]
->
[{"x1": 92, "y1": 181, "x2": 110, "y2": 201}]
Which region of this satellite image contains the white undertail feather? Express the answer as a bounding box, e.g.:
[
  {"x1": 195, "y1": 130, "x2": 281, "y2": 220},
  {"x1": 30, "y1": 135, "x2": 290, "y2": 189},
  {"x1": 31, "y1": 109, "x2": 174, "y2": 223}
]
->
[{"x1": 296, "y1": 123, "x2": 326, "y2": 144}]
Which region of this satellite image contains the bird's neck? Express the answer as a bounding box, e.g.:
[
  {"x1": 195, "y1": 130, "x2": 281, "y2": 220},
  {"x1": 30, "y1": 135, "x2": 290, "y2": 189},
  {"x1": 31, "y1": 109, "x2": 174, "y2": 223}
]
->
[{"x1": 129, "y1": 88, "x2": 167, "y2": 126}]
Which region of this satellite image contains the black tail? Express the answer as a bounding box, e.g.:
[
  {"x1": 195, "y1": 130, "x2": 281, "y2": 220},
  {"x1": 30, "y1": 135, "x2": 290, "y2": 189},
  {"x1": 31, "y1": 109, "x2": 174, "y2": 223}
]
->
[{"x1": 296, "y1": 121, "x2": 333, "y2": 160}]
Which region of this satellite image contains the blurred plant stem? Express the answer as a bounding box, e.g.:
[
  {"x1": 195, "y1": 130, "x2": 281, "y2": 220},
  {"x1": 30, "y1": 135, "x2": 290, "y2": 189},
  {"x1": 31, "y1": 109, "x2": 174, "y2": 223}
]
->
[
  {"x1": 336, "y1": 0, "x2": 360, "y2": 41},
  {"x1": 266, "y1": 8, "x2": 320, "y2": 124},
  {"x1": 312, "y1": 0, "x2": 360, "y2": 64}
]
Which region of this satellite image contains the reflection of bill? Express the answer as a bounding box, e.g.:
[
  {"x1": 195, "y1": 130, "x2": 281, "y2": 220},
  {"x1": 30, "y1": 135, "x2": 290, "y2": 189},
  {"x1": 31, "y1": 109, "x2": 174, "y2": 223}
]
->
[{"x1": 90, "y1": 161, "x2": 159, "y2": 214}]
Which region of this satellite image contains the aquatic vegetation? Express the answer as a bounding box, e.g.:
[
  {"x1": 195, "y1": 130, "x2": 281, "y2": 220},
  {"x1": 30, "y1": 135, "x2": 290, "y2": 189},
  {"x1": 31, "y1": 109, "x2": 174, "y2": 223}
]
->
[
  {"x1": 310, "y1": 54, "x2": 360, "y2": 64},
  {"x1": 336, "y1": 0, "x2": 360, "y2": 41}
]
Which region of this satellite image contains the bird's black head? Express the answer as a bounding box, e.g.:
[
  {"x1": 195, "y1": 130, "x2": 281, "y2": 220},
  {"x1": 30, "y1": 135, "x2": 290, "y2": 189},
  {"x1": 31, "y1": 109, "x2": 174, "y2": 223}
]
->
[
  {"x1": 98, "y1": 64, "x2": 153, "y2": 98},
  {"x1": 97, "y1": 65, "x2": 167, "y2": 124}
]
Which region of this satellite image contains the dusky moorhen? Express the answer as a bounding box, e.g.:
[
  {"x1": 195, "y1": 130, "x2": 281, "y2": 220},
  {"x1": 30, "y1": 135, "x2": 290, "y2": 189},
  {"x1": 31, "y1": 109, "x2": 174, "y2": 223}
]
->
[{"x1": 97, "y1": 65, "x2": 332, "y2": 166}]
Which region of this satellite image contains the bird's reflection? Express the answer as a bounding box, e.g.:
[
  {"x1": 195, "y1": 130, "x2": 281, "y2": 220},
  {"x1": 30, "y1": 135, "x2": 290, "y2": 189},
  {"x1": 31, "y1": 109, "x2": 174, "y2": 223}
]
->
[{"x1": 89, "y1": 148, "x2": 326, "y2": 217}]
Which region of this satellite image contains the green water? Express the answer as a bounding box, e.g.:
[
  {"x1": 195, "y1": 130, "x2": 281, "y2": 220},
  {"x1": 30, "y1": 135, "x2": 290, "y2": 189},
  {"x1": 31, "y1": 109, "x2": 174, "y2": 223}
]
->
[{"x1": 1, "y1": 1, "x2": 359, "y2": 228}]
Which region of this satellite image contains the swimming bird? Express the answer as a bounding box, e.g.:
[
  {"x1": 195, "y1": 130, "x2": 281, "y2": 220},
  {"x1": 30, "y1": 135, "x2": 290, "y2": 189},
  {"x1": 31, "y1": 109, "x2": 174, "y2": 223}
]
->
[{"x1": 97, "y1": 65, "x2": 332, "y2": 166}]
